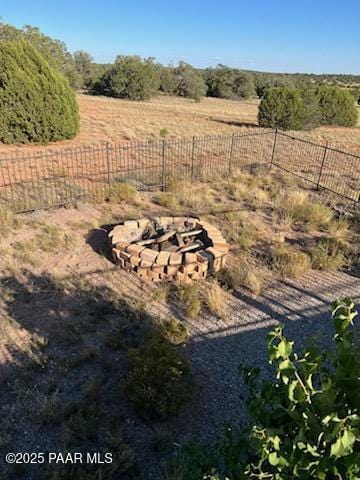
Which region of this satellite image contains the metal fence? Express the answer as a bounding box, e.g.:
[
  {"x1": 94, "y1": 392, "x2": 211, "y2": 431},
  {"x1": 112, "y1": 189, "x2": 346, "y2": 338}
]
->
[{"x1": 0, "y1": 130, "x2": 359, "y2": 213}]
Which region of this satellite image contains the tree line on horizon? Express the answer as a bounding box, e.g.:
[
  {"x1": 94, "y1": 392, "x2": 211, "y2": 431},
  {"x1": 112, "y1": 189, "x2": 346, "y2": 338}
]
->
[{"x1": 1, "y1": 19, "x2": 359, "y2": 101}]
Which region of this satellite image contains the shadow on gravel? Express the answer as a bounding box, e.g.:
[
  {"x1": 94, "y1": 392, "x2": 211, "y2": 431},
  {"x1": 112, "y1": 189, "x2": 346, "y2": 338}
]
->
[{"x1": 0, "y1": 266, "x2": 359, "y2": 479}]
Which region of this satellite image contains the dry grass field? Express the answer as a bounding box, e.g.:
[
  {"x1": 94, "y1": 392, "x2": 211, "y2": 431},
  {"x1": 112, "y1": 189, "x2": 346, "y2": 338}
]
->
[{"x1": 1, "y1": 93, "x2": 360, "y2": 154}]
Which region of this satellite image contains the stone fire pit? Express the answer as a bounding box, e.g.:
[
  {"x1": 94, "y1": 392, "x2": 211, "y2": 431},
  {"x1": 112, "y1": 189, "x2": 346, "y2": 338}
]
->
[{"x1": 109, "y1": 216, "x2": 229, "y2": 282}]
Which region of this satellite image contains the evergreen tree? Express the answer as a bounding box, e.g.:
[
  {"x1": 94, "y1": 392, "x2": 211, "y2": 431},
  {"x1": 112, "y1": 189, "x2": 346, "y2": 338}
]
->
[
  {"x1": 96, "y1": 56, "x2": 160, "y2": 101},
  {"x1": 232, "y1": 71, "x2": 256, "y2": 99},
  {"x1": 173, "y1": 62, "x2": 207, "y2": 102},
  {"x1": 317, "y1": 85, "x2": 358, "y2": 127},
  {"x1": 258, "y1": 87, "x2": 306, "y2": 130},
  {"x1": 0, "y1": 40, "x2": 79, "y2": 143},
  {"x1": 0, "y1": 20, "x2": 81, "y2": 88}
]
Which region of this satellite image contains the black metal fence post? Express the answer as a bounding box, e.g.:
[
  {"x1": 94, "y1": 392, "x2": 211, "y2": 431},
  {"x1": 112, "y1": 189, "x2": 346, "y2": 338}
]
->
[
  {"x1": 191, "y1": 136, "x2": 196, "y2": 179},
  {"x1": 161, "y1": 139, "x2": 166, "y2": 191},
  {"x1": 228, "y1": 133, "x2": 235, "y2": 174},
  {"x1": 106, "y1": 142, "x2": 111, "y2": 186},
  {"x1": 270, "y1": 129, "x2": 278, "y2": 167},
  {"x1": 316, "y1": 143, "x2": 328, "y2": 190}
]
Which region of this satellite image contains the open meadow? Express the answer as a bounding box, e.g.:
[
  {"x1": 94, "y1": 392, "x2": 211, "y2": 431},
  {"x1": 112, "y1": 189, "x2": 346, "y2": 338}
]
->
[{"x1": 1, "y1": 94, "x2": 360, "y2": 154}]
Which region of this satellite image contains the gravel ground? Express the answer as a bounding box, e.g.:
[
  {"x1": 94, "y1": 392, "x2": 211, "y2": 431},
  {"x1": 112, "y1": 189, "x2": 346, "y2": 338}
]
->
[{"x1": 135, "y1": 269, "x2": 360, "y2": 478}]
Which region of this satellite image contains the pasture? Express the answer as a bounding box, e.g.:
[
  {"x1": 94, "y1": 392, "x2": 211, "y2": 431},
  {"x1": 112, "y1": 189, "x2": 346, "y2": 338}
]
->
[{"x1": 0, "y1": 93, "x2": 360, "y2": 154}]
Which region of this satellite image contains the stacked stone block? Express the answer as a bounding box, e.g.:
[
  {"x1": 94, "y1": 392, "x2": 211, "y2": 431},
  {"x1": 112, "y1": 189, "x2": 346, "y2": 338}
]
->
[{"x1": 109, "y1": 217, "x2": 229, "y2": 283}]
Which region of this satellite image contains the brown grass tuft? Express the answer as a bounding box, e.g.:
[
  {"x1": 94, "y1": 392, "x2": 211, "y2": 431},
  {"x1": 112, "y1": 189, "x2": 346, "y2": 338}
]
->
[
  {"x1": 203, "y1": 281, "x2": 228, "y2": 318},
  {"x1": 271, "y1": 244, "x2": 312, "y2": 278}
]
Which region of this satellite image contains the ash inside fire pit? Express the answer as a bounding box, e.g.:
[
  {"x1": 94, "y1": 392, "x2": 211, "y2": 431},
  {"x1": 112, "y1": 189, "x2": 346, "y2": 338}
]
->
[{"x1": 109, "y1": 216, "x2": 229, "y2": 283}]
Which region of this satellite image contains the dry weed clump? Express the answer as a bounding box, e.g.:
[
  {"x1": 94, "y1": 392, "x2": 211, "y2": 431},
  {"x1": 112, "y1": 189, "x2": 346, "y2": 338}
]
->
[
  {"x1": 219, "y1": 253, "x2": 271, "y2": 295},
  {"x1": 168, "y1": 181, "x2": 215, "y2": 211},
  {"x1": 272, "y1": 190, "x2": 334, "y2": 231},
  {"x1": 203, "y1": 281, "x2": 228, "y2": 318},
  {"x1": 0, "y1": 206, "x2": 22, "y2": 236},
  {"x1": 271, "y1": 244, "x2": 312, "y2": 279},
  {"x1": 36, "y1": 224, "x2": 76, "y2": 253},
  {"x1": 154, "y1": 192, "x2": 179, "y2": 211},
  {"x1": 325, "y1": 218, "x2": 350, "y2": 243},
  {"x1": 310, "y1": 239, "x2": 345, "y2": 271},
  {"x1": 175, "y1": 282, "x2": 202, "y2": 318},
  {"x1": 106, "y1": 182, "x2": 140, "y2": 204}
]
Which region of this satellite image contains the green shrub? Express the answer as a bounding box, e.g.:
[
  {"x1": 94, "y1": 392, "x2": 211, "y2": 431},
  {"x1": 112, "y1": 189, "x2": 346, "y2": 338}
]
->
[
  {"x1": 258, "y1": 85, "x2": 358, "y2": 131},
  {"x1": 173, "y1": 62, "x2": 207, "y2": 101},
  {"x1": 205, "y1": 66, "x2": 255, "y2": 99},
  {"x1": 126, "y1": 338, "x2": 195, "y2": 419},
  {"x1": 317, "y1": 85, "x2": 358, "y2": 127},
  {"x1": 300, "y1": 87, "x2": 322, "y2": 129},
  {"x1": 156, "y1": 318, "x2": 189, "y2": 345},
  {"x1": 159, "y1": 66, "x2": 178, "y2": 95},
  {"x1": 205, "y1": 65, "x2": 235, "y2": 99},
  {"x1": 258, "y1": 87, "x2": 307, "y2": 130},
  {"x1": 232, "y1": 71, "x2": 256, "y2": 99},
  {"x1": 96, "y1": 55, "x2": 160, "y2": 101},
  {"x1": 0, "y1": 41, "x2": 79, "y2": 143},
  {"x1": 0, "y1": 20, "x2": 80, "y2": 88}
]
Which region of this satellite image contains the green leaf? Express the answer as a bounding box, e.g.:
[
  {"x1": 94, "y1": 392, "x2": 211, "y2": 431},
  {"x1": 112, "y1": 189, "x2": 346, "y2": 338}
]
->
[
  {"x1": 341, "y1": 429, "x2": 355, "y2": 449},
  {"x1": 277, "y1": 339, "x2": 293, "y2": 358},
  {"x1": 268, "y1": 452, "x2": 279, "y2": 466}
]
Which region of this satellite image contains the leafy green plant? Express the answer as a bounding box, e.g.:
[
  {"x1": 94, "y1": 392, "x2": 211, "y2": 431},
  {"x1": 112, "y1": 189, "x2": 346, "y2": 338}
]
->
[
  {"x1": 194, "y1": 298, "x2": 360, "y2": 480},
  {"x1": 240, "y1": 298, "x2": 360, "y2": 479},
  {"x1": 126, "y1": 337, "x2": 195, "y2": 419}
]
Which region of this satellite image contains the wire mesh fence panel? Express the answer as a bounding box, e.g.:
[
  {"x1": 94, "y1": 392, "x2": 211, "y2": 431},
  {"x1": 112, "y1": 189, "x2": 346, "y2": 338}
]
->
[
  {"x1": 232, "y1": 131, "x2": 274, "y2": 169},
  {"x1": 272, "y1": 132, "x2": 326, "y2": 185},
  {"x1": 109, "y1": 141, "x2": 165, "y2": 189},
  {"x1": 319, "y1": 147, "x2": 360, "y2": 202},
  {"x1": 189, "y1": 135, "x2": 231, "y2": 180},
  {"x1": 0, "y1": 130, "x2": 359, "y2": 213},
  {"x1": 163, "y1": 137, "x2": 193, "y2": 183},
  {"x1": 273, "y1": 132, "x2": 360, "y2": 202}
]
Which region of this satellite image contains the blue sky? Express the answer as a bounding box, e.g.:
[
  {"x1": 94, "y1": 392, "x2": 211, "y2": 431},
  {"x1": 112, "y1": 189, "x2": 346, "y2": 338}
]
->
[{"x1": 1, "y1": 0, "x2": 359, "y2": 74}]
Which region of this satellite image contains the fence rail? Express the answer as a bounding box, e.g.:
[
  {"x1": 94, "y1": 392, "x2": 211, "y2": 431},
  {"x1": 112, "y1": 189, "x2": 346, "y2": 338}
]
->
[{"x1": 0, "y1": 130, "x2": 359, "y2": 213}]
